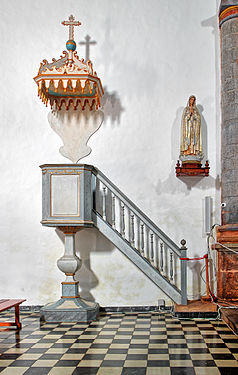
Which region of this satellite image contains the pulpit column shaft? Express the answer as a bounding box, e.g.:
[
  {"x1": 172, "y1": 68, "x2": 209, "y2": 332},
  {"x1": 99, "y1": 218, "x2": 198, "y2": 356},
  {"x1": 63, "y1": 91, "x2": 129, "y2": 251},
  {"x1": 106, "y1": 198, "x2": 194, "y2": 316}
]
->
[{"x1": 57, "y1": 227, "x2": 81, "y2": 298}]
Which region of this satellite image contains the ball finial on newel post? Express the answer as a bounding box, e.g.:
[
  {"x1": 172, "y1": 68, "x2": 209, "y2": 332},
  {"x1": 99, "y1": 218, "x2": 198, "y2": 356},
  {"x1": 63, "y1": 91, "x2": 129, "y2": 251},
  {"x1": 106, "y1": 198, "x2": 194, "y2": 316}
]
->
[{"x1": 180, "y1": 239, "x2": 187, "y2": 249}]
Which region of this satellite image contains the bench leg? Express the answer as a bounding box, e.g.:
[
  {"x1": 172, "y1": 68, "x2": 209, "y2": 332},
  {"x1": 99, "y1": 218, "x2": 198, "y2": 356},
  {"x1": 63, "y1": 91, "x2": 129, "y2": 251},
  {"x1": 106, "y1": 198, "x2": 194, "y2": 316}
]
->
[{"x1": 15, "y1": 305, "x2": 22, "y2": 329}]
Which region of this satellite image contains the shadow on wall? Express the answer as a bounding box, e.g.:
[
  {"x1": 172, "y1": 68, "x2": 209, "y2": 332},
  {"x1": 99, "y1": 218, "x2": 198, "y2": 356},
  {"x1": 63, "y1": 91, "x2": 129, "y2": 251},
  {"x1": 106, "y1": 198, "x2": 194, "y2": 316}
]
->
[
  {"x1": 99, "y1": 20, "x2": 124, "y2": 125},
  {"x1": 187, "y1": 254, "x2": 214, "y2": 300},
  {"x1": 198, "y1": 104, "x2": 208, "y2": 162},
  {"x1": 101, "y1": 86, "x2": 124, "y2": 126},
  {"x1": 78, "y1": 32, "x2": 125, "y2": 127},
  {"x1": 201, "y1": 12, "x2": 220, "y2": 153},
  {"x1": 201, "y1": 10, "x2": 221, "y2": 135},
  {"x1": 79, "y1": 35, "x2": 97, "y2": 62},
  {"x1": 187, "y1": 258, "x2": 202, "y2": 300},
  {"x1": 156, "y1": 101, "x2": 220, "y2": 196},
  {"x1": 56, "y1": 227, "x2": 114, "y2": 302},
  {"x1": 98, "y1": 16, "x2": 159, "y2": 126},
  {"x1": 201, "y1": 10, "x2": 221, "y2": 217}
]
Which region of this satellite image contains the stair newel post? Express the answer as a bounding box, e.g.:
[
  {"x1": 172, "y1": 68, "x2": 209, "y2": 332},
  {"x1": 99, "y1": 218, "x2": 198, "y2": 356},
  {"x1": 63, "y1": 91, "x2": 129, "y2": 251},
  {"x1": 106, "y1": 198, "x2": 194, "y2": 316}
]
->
[
  {"x1": 130, "y1": 214, "x2": 135, "y2": 247},
  {"x1": 170, "y1": 252, "x2": 174, "y2": 281},
  {"x1": 140, "y1": 224, "x2": 145, "y2": 256},
  {"x1": 102, "y1": 186, "x2": 106, "y2": 221},
  {"x1": 180, "y1": 239, "x2": 187, "y2": 305},
  {"x1": 150, "y1": 233, "x2": 154, "y2": 265},
  {"x1": 160, "y1": 242, "x2": 164, "y2": 273},
  {"x1": 112, "y1": 194, "x2": 116, "y2": 230},
  {"x1": 120, "y1": 202, "x2": 125, "y2": 239}
]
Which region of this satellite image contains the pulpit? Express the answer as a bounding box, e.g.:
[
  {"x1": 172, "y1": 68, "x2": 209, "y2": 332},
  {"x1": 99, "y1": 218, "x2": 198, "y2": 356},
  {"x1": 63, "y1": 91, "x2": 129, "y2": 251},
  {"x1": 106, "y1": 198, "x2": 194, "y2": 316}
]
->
[
  {"x1": 34, "y1": 15, "x2": 104, "y2": 322},
  {"x1": 40, "y1": 165, "x2": 99, "y2": 322}
]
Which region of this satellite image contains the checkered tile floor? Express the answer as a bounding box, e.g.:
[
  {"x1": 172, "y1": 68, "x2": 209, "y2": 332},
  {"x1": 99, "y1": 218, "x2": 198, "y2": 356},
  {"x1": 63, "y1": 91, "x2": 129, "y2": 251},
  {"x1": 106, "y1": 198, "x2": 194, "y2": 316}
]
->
[{"x1": 0, "y1": 311, "x2": 237, "y2": 374}]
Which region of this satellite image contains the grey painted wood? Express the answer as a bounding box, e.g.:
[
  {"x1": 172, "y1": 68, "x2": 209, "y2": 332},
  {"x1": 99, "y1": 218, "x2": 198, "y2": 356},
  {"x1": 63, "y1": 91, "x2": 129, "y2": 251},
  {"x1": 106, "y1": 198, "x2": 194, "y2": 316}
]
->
[
  {"x1": 39, "y1": 164, "x2": 187, "y2": 305},
  {"x1": 140, "y1": 224, "x2": 145, "y2": 256},
  {"x1": 40, "y1": 164, "x2": 94, "y2": 227},
  {"x1": 180, "y1": 245, "x2": 187, "y2": 305},
  {"x1": 92, "y1": 211, "x2": 183, "y2": 305},
  {"x1": 93, "y1": 169, "x2": 181, "y2": 256}
]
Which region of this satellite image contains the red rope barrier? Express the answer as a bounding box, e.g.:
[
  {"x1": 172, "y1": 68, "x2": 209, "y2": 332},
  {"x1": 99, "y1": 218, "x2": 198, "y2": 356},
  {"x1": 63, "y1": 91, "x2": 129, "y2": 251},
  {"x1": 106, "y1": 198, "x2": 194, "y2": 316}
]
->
[{"x1": 180, "y1": 254, "x2": 208, "y2": 261}]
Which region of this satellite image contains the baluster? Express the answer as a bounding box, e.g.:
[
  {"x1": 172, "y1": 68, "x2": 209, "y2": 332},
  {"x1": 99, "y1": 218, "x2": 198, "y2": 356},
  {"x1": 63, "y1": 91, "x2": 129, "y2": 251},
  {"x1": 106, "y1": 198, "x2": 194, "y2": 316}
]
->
[
  {"x1": 102, "y1": 186, "x2": 106, "y2": 220},
  {"x1": 150, "y1": 233, "x2": 154, "y2": 264},
  {"x1": 140, "y1": 224, "x2": 145, "y2": 256},
  {"x1": 128, "y1": 208, "x2": 131, "y2": 242},
  {"x1": 95, "y1": 177, "x2": 100, "y2": 213},
  {"x1": 160, "y1": 242, "x2": 164, "y2": 273},
  {"x1": 136, "y1": 217, "x2": 140, "y2": 252},
  {"x1": 154, "y1": 236, "x2": 158, "y2": 268},
  {"x1": 112, "y1": 194, "x2": 116, "y2": 230},
  {"x1": 144, "y1": 227, "x2": 148, "y2": 259},
  {"x1": 130, "y1": 215, "x2": 135, "y2": 247},
  {"x1": 120, "y1": 203, "x2": 125, "y2": 239},
  {"x1": 170, "y1": 252, "x2": 174, "y2": 281}
]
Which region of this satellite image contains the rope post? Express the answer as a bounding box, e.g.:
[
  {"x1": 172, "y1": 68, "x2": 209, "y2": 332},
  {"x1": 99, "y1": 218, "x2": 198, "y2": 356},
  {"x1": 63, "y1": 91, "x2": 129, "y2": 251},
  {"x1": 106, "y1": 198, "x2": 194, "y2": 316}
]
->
[
  {"x1": 205, "y1": 254, "x2": 210, "y2": 300},
  {"x1": 180, "y1": 239, "x2": 187, "y2": 305},
  {"x1": 201, "y1": 254, "x2": 211, "y2": 303}
]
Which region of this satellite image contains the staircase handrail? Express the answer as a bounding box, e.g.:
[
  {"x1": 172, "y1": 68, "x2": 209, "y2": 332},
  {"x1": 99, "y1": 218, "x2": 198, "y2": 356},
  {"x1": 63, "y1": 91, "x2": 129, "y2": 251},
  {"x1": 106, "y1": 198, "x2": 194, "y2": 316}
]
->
[{"x1": 92, "y1": 168, "x2": 181, "y2": 257}]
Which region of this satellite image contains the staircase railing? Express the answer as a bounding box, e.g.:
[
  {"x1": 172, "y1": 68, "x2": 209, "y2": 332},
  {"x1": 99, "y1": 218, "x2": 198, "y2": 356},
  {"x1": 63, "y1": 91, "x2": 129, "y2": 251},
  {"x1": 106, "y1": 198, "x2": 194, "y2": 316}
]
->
[{"x1": 92, "y1": 168, "x2": 187, "y2": 305}]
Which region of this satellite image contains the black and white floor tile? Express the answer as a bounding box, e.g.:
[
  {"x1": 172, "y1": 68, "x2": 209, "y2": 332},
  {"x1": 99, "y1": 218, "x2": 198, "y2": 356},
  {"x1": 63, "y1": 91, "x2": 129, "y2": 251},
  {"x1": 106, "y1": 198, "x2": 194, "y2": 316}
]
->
[{"x1": 0, "y1": 311, "x2": 237, "y2": 374}]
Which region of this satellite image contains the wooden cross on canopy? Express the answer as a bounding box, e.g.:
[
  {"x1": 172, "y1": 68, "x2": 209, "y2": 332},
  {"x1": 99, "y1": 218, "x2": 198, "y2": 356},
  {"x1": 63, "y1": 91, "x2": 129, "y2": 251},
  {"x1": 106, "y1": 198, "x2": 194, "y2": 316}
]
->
[
  {"x1": 62, "y1": 15, "x2": 81, "y2": 41},
  {"x1": 79, "y1": 35, "x2": 96, "y2": 61}
]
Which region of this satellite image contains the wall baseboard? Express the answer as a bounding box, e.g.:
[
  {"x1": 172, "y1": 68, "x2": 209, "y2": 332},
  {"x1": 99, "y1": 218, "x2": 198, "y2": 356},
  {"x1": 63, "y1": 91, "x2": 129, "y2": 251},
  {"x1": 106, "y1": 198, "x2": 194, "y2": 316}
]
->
[
  {"x1": 100, "y1": 306, "x2": 171, "y2": 312},
  {"x1": 14, "y1": 305, "x2": 172, "y2": 313}
]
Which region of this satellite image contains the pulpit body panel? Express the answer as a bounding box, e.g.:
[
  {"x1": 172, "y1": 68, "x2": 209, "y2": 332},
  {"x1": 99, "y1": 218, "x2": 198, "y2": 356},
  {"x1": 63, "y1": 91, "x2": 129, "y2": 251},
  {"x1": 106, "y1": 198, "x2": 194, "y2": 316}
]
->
[{"x1": 40, "y1": 164, "x2": 95, "y2": 227}]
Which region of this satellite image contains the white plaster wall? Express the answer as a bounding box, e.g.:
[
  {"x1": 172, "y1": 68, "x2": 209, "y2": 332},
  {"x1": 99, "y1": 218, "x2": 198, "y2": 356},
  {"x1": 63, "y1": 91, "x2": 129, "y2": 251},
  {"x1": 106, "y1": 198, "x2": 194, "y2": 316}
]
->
[{"x1": 0, "y1": 0, "x2": 220, "y2": 306}]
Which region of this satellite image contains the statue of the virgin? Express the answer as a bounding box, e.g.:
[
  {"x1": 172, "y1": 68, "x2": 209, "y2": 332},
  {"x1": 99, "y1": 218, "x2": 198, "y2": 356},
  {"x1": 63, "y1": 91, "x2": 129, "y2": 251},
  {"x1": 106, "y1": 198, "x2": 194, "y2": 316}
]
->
[{"x1": 180, "y1": 95, "x2": 203, "y2": 162}]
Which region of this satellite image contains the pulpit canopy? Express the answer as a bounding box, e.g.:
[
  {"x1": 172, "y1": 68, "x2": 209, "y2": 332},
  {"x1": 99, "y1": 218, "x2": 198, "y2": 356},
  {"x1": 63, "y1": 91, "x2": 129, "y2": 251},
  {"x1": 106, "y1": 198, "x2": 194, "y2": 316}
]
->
[{"x1": 34, "y1": 15, "x2": 103, "y2": 111}]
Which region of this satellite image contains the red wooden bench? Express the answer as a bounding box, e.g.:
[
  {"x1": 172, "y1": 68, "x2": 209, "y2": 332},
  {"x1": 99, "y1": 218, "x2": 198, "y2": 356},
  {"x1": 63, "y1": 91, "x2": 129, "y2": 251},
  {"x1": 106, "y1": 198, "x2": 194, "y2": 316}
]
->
[{"x1": 0, "y1": 299, "x2": 26, "y2": 329}]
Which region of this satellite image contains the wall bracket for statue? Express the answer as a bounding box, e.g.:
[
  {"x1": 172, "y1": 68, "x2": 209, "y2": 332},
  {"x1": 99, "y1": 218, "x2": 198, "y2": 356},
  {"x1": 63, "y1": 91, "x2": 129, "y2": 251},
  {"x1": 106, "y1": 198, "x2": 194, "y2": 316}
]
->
[{"x1": 176, "y1": 95, "x2": 209, "y2": 177}]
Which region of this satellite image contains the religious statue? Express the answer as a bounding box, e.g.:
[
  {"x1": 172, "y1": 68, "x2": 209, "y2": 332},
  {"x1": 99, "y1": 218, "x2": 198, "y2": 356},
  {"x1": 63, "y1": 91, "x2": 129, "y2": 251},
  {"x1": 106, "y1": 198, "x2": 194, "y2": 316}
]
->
[
  {"x1": 176, "y1": 96, "x2": 209, "y2": 176},
  {"x1": 180, "y1": 95, "x2": 203, "y2": 162}
]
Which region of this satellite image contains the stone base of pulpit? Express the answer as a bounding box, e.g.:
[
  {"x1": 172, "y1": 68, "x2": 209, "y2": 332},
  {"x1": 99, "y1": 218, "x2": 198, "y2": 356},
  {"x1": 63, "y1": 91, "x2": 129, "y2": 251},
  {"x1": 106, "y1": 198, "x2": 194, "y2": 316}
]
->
[{"x1": 40, "y1": 297, "x2": 99, "y2": 323}]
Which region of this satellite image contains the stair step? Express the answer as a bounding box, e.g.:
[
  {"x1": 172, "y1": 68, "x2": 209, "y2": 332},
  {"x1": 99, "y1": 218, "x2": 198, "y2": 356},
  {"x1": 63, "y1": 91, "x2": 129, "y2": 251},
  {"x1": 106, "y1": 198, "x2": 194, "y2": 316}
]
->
[
  {"x1": 220, "y1": 307, "x2": 238, "y2": 335},
  {"x1": 173, "y1": 299, "x2": 218, "y2": 319}
]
